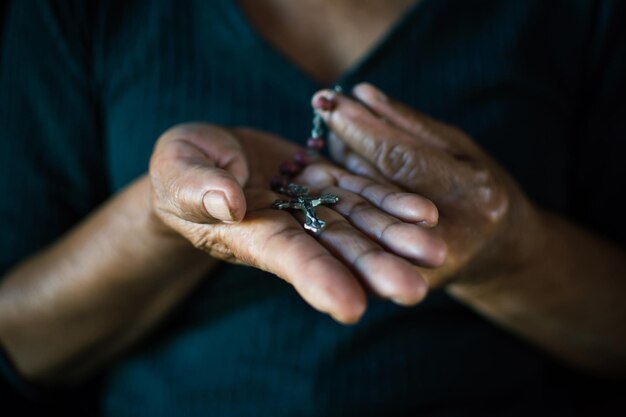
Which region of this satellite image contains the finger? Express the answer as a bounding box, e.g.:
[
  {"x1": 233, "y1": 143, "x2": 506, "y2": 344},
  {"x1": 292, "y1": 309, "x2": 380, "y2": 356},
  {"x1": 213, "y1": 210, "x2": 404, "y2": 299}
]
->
[
  {"x1": 296, "y1": 163, "x2": 439, "y2": 226},
  {"x1": 328, "y1": 129, "x2": 348, "y2": 163},
  {"x1": 311, "y1": 206, "x2": 429, "y2": 305},
  {"x1": 230, "y1": 127, "x2": 304, "y2": 187},
  {"x1": 162, "y1": 123, "x2": 250, "y2": 186},
  {"x1": 220, "y1": 189, "x2": 368, "y2": 323},
  {"x1": 334, "y1": 175, "x2": 439, "y2": 226},
  {"x1": 150, "y1": 125, "x2": 248, "y2": 223},
  {"x1": 329, "y1": 133, "x2": 391, "y2": 185},
  {"x1": 311, "y1": 89, "x2": 475, "y2": 198},
  {"x1": 351, "y1": 83, "x2": 450, "y2": 150},
  {"x1": 243, "y1": 188, "x2": 428, "y2": 308},
  {"x1": 320, "y1": 186, "x2": 447, "y2": 267},
  {"x1": 351, "y1": 83, "x2": 479, "y2": 154}
]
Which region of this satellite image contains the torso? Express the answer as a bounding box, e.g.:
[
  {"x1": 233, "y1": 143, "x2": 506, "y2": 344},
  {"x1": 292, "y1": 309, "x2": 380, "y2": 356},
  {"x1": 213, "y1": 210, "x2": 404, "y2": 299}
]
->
[
  {"x1": 96, "y1": 1, "x2": 606, "y2": 414},
  {"x1": 236, "y1": 0, "x2": 417, "y2": 84},
  {"x1": 3, "y1": 0, "x2": 622, "y2": 415}
]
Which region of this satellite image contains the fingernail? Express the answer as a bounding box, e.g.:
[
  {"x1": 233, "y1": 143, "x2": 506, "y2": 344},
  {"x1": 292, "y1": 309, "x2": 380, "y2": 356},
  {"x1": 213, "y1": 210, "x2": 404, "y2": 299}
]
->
[
  {"x1": 202, "y1": 191, "x2": 234, "y2": 222},
  {"x1": 391, "y1": 284, "x2": 428, "y2": 307},
  {"x1": 312, "y1": 90, "x2": 336, "y2": 111},
  {"x1": 270, "y1": 175, "x2": 289, "y2": 191},
  {"x1": 391, "y1": 297, "x2": 415, "y2": 306},
  {"x1": 345, "y1": 153, "x2": 369, "y2": 176},
  {"x1": 417, "y1": 219, "x2": 436, "y2": 228},
  {"x1": 353, "y1": 83, "x2": 387, "y2": 103}
]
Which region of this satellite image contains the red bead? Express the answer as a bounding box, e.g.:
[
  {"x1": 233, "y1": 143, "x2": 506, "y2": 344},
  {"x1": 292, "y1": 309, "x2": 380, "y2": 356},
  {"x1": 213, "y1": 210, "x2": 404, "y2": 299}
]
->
[
  {"x1": 270, "y1": 175, "x2": 289, "y2": 191},
  {"x1": 294, "y1": 151, "x2": 310, "y2": 167},
  {"x1": 279, "y1": 161, "x2": 302, "y2": 176},
  {"x1": 307, "y1": 137, "x2": 324, "y2": 151}
]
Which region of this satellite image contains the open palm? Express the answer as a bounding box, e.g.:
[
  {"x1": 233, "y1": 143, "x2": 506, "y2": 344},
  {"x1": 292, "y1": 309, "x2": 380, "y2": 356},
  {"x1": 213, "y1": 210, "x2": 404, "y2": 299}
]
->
[{"x1": 150, "y1": 124, "x2": 446, "y2": 323}]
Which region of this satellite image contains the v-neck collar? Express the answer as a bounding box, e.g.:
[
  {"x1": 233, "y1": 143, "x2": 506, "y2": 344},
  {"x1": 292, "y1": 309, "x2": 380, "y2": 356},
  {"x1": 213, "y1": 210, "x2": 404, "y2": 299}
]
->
[{"x1": 222, "y1": 0, "x2": 430, "y2": 90}]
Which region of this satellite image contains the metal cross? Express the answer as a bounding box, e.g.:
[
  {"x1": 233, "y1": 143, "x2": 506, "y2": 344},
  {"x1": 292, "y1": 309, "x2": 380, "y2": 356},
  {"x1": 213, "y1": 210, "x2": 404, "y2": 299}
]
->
[{"x1": 272, "y1": 184, "x2": 339, "y2": 233}]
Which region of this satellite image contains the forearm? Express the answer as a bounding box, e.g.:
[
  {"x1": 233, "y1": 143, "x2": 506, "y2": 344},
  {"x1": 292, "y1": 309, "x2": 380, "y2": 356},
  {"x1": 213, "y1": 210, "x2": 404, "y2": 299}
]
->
[
  {"x1": 0, "y1": 176, "x2": 215, "y2": 383},
  {"x1": 449, "y1": 208, "x2": 626, "y2": 376},
  {"x1": 312, "y1": 83, "x2": 626, "y2": 374}
]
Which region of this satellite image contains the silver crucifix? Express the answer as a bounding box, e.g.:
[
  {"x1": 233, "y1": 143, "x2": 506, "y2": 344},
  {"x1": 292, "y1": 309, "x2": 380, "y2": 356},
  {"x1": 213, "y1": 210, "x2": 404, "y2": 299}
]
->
[{"x1": 272, "y1": 184, "x2": 339, "y2": 233}]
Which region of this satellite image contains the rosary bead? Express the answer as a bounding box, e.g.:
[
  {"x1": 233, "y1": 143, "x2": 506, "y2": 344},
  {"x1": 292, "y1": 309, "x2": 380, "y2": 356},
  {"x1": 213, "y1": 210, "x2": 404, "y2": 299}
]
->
[
  {"x1": 269, "y1": 95, "x2": 339, "y2": 232},
  {"x1": 294, "y1": 151, "x2": 310, "y2": 167},
  {"x1": 270, "y1": 175, "x2": 289, "y2": 191},
  {"x1": 307, "y1": 137, "x2": 325, "y2": 151},
  {"x1": 279, "y1": 161, "x2": 302, "y2": 176}
]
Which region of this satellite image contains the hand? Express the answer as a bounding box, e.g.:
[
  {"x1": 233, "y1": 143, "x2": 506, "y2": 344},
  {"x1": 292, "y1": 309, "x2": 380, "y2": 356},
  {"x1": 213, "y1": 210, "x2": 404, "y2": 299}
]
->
[
  {"x1": 311, "y1": 85, "x2": 626, "y2": 375},
  {"x1": 313, "y1": 83, "x2": 538, "y2": 288},
  {"x1": 149, "y1": 123, "x2": 446, "y2": 323}
]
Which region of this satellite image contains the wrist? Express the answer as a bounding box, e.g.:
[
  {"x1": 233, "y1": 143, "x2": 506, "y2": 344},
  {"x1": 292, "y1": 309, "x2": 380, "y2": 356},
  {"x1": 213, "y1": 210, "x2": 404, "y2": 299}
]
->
[
  {"x1": 448, "y1": 187, "x2": 547, "y2": 296},
  {"x1": 131, "y1": 175, "x2": 200, "y2": 253}
]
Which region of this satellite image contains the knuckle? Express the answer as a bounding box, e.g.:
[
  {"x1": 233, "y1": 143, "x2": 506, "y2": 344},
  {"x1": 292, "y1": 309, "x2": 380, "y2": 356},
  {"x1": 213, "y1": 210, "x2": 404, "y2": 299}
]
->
[
  {"x1": 186, "y1": 223, "x2": 218, "y2": 249},
  {"x1": 352, "y1": 247, "x2": 382, "y2": 270},
  {"x1": 323, "y1": 217, "x2": 352, "y2": 233},
  {"x1": 375, "y1": 141, "x2": 401, "y2": 172},
  {"x1": 376, "y1": 142, "x2": 422, "y2": 183},
  {"x1": 409, "y1": 117, "x2": 429, "y2": 137},
  {"x1": 377, "y1": 189, "x2": 396, "y2": 207},
  {"x1": 207, "y1": 242, "x2": 237, "y2": 263},
  {"x1": 188, "y1": 226, "x2": 212, "y2": 250},
  {"x1": 378, "y1": 219, "x2": 401, "y2": 242},
  {"x1": 348, "y1": 198, "x2": 373, "y2": 217},
  {"x1": 472, "y1": 170, "x2": 510, "y2": 223},
  {"x1": 472, "y1": 167, "x2": 492, "y2": 185},
  {"x1": 479, "y1": 187, "x2": 510, "y2": 224},
  {"x1": 192, "y1": 226, "x2": 240, "y2": 263}
]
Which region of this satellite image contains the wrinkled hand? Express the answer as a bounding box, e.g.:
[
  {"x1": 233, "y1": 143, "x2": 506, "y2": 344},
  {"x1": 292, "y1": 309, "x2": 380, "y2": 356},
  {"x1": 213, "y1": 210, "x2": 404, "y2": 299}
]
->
[
  {"x1": 314, "y1": 83, "x2": 536, "y2": 288},
  {"x1": 149, "y1": 123, "x2": 446, "y2": 323}
]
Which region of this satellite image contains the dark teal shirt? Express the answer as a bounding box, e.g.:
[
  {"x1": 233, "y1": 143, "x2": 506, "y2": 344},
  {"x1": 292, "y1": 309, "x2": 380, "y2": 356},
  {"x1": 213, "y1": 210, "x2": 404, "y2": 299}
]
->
[{"x1": 1, "y1": 1, "x2": 625, "y2": 415}]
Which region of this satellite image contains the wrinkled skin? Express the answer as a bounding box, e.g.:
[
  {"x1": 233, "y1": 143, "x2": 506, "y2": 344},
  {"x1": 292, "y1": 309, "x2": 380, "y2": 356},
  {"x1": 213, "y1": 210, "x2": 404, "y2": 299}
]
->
[
  {"x1": 149, "y1": 124, "x2": 447, "y2": 323},
  {"x1": 314, "y1": 83, "x2": 537, "y2": 288}
]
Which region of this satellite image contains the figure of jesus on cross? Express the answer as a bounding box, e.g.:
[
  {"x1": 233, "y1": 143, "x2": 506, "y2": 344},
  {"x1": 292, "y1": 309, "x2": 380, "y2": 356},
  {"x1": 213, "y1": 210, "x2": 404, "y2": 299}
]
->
[{"x1": 272, "y1": 184, "x2": 339, "y2": 233}]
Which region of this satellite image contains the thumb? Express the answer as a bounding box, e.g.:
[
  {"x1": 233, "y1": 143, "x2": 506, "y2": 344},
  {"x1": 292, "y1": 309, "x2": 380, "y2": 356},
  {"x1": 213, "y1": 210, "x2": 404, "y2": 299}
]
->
[{"x1": 150, "y1": 124, "x2": 249, "y2": 223}]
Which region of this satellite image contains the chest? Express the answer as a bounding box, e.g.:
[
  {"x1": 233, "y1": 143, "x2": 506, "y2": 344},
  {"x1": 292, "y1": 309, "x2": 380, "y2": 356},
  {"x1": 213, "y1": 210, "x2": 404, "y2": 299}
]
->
[
  {"x1": 235, "y1": 0, "x2": 417, "y2": 85},
  {"x1": 98, "y1": 0, "x2": 587, "y2": 212}
]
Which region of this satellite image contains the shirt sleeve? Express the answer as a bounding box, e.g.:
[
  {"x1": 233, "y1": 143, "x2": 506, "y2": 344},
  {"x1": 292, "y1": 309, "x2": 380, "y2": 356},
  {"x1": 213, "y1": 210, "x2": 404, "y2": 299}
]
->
[
  {"x1": 1, "y1": 341, "x2": 103, "y2": 415},
  {"x1": 0, "y1": 0, "x2": 108, "y2": 275},
  {"x1": 0, "y1": 0, "x2": 108, "y2": 406},
  {"x1": 0, "y1": 343, "x2": 49, "y2": 406},
  {"x1": 559, "y1": 1, "x2": 626, "y2": 408}
]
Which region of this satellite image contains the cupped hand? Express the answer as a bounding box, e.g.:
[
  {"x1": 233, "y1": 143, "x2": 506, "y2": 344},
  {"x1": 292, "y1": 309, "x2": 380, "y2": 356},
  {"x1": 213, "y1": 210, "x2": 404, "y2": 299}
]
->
[
  {"x1": 149, "y1": 123, "x2": 446, "y2": 323},
  {"x1": 313, "y1": 83, "x2": 538, "y2": 288}
]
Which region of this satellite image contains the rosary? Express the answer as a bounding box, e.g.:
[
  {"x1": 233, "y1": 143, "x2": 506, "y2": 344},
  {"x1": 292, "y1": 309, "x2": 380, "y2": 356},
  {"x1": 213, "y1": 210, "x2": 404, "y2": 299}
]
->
[{"x1": 270, "y1": 88, "x2": 341, "y2": 234}]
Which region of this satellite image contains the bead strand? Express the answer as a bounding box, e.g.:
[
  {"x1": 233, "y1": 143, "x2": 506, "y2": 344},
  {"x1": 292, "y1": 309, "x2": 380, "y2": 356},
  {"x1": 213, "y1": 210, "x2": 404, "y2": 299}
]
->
[{"x1": 270, "y1": 88, "x2": 339, "y2": 193}]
